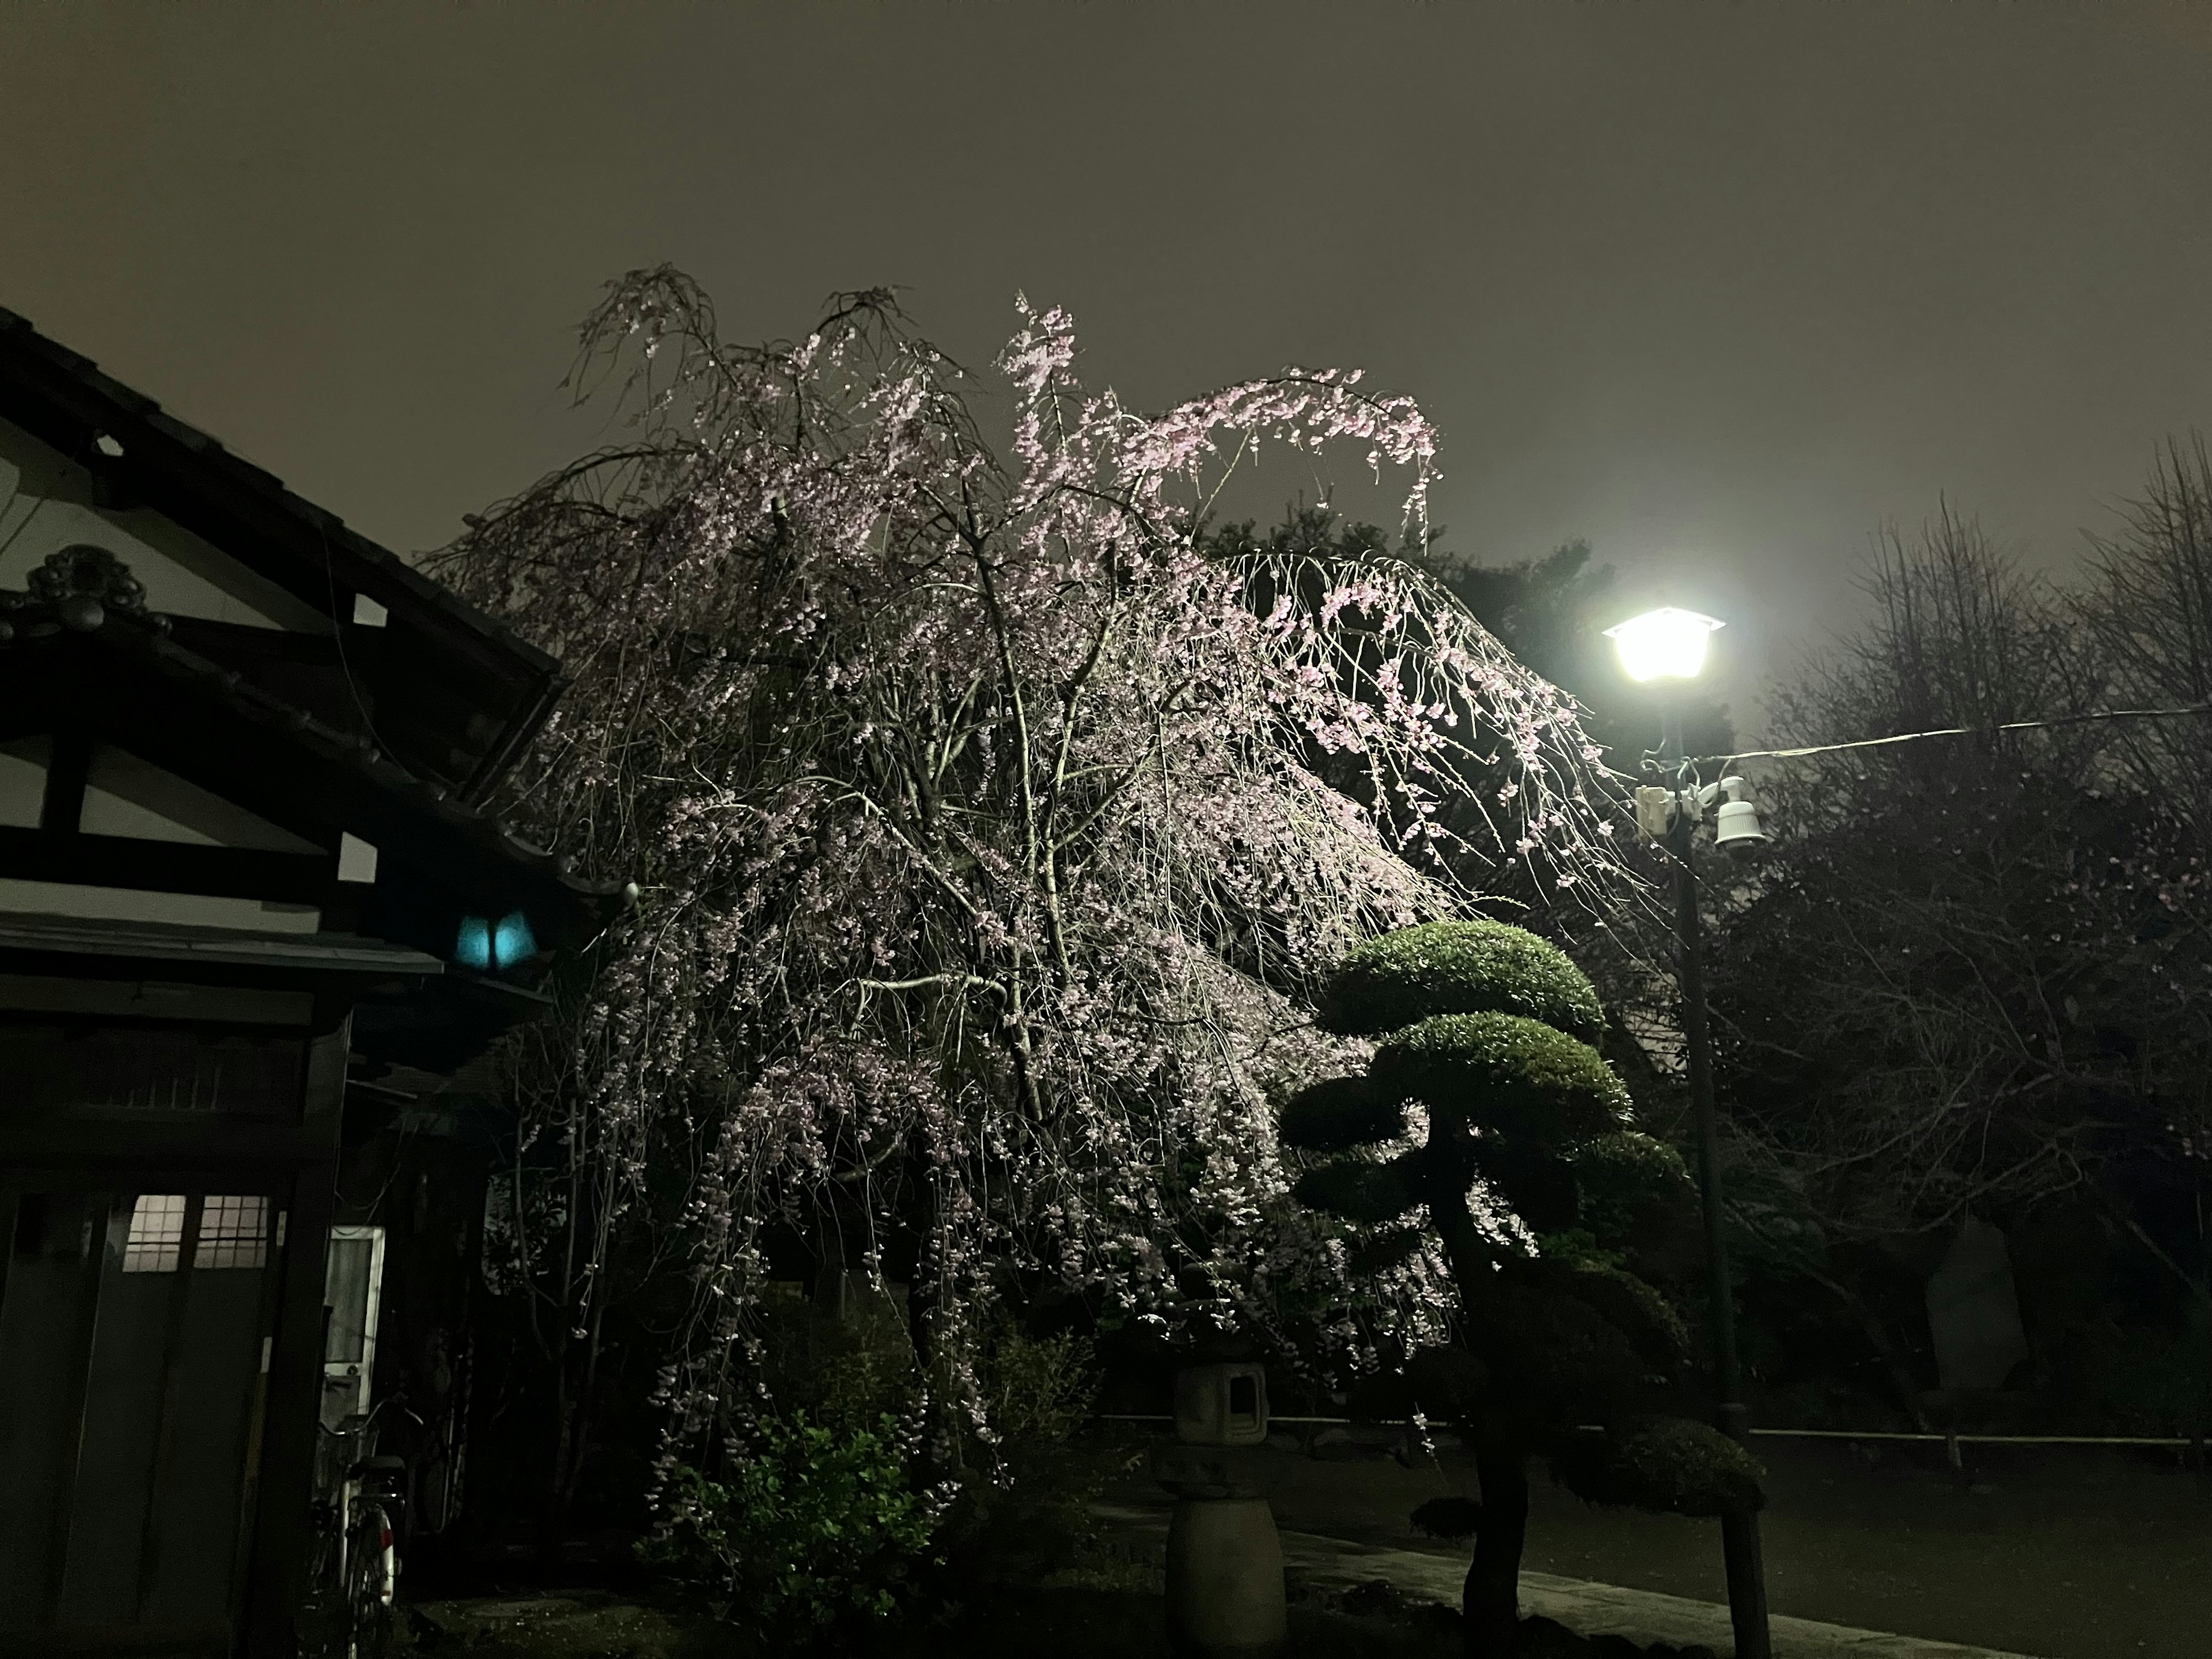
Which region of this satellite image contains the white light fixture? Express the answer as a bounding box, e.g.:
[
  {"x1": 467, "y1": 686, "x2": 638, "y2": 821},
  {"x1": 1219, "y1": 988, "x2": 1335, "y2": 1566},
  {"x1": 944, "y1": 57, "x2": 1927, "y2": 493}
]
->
[
  {"x1": 1708, "y1": 776, "x2": 1767, "y2": 847},
  {"x1": 1604, "y1": 607, "x2": 1725, "y2": 682}
]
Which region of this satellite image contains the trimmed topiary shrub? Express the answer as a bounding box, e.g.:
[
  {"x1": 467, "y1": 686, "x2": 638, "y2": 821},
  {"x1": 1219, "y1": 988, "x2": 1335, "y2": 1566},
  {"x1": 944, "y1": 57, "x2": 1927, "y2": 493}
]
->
[
  {"x1": 1320, "y1": 918, "x2": 1608, "y2": 1041},
  {"x1": 1281, "y1": 1074, "x2": 1407, "y2": 1152},
  {"x1": 1283, "y1": 918, "x2": 1763, "y2": 1657},
  {"x1": 1547, "y1": 1417, "x2": 1764, "y2": 1517},
  {"x1": 1370, "y1": 1013, "x2": 1633, "y2": 1144},
  {"x1": 1290, "y1": 1152, "x2": 1423, "y2": 1226}
]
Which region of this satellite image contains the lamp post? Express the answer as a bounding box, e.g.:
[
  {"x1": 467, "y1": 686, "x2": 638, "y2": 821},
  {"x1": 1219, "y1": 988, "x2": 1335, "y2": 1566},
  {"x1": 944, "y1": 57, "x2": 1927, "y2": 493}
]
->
[{"x1": 1604, "y1": 607, "x2": 1772, "y2": 1659}]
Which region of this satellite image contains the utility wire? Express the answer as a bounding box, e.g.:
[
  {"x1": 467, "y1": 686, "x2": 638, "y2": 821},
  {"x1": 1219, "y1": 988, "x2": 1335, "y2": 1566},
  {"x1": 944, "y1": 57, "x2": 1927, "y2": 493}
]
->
[{"x1": 1692, "y1": 701, "x2": 2212, "y2": 771}]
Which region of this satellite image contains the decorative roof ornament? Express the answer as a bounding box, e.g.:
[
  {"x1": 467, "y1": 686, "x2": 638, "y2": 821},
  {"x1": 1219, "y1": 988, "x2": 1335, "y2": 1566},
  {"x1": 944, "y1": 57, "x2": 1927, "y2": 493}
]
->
[
  {"x1": 0, "y1": 544, "x2": 164, "y2": 643},
  {"x1": 30, "y1": 543, "x2": 148, "y2": 630}
]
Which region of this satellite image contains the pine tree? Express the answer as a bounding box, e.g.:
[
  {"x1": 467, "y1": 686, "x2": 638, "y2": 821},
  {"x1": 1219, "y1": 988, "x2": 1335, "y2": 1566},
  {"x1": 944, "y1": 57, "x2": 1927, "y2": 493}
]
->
[{"x1": 1284, "y1": 918, "x2": 1764, "y2": 1656}]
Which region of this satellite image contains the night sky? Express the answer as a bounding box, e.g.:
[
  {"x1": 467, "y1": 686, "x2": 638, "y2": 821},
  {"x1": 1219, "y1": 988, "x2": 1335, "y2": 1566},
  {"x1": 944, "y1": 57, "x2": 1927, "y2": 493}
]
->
[{"x1": 6, "y1": 2, "x2": 2210, "y2": 729}]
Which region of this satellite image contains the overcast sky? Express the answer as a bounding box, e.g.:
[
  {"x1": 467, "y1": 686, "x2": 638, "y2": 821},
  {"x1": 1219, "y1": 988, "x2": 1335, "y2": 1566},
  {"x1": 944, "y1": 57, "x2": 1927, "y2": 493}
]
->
[{"x1": 5, "y1": 2, "x2": 2209, "y2": 732}]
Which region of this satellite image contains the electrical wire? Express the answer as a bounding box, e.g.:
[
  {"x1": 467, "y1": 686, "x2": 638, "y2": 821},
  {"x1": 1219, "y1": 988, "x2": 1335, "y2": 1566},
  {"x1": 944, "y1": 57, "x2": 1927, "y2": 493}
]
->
[{"x1": 1692, "y1": 700, "x2": 2212, "y2": 770}]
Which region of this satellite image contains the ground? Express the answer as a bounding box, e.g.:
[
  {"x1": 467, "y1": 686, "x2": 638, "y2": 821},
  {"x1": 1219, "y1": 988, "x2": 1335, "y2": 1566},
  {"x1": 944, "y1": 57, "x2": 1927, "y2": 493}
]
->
[
  {"x1": 401, "y1": 1429, "x2": 2212, "y2": 1658},
  {"x1": 1093, "y1": 1429, "x2": 2212, "y2": 1658}
]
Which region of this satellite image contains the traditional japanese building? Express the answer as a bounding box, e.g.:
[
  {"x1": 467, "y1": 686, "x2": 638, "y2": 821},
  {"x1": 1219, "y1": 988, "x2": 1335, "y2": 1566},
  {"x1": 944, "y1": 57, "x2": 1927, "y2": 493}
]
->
[{"x1": 0, "y1": 308, "x2": 615, "y2": 1657}]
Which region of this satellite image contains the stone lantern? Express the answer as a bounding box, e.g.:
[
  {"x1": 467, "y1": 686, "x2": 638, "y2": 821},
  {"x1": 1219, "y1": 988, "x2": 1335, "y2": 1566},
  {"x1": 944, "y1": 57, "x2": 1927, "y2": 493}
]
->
[{"x1": 1153, "y1": 1359, "x2": 1285, "y2": 1657}]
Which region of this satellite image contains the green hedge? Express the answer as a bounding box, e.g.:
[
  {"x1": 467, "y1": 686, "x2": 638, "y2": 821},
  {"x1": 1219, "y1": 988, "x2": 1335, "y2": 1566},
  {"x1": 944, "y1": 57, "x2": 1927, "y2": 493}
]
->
[
  {"x1": 639, "y1": 1413, "x2": 942, "y2": 1632},
  {"x1": 1320, "y1": 919, "x2": 1606, "y2": 1040},
  {"x1": 1372, "y1": 1013, "x2": 1632, "y2": 1144}
]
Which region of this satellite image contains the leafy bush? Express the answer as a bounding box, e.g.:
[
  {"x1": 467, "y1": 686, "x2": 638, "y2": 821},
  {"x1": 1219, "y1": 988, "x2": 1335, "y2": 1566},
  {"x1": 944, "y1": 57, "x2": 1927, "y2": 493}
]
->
[
  {"x1": 1471, "y1": 1279, "x2": 1645, "y2": 1424},
  {"x1": 1320, "y1": 918, "x2": 1607, "y2": 1040},
  {"x1": 1290, "y1": 1152, "x2": 1424, "y2": 1225},
  {"x1": 1518, "y1": 1257, "x2": 1691, "y2": 1377},
  {"x1": 934, "y1": 1440, "x2": 1153, "y2": 1596},
  {"x1": 1566, "y1": 1133, "x2": 1697, "y2": 1241},
  {"x1": 639, "y1": 1413, "x2": 944, "y2": 1635},
  {"x1": 978, "y1": 1316, "x2": 1102, "y2": 1445},
  {"x1": 752, "y1": 1279, "x2": 919, "y2": 1434},
  {"x1": 925, "y1": 1320, "x2": 1123, "y2": 1601},
  {"x1": 2088, "y1": 1319, "x2": 2212, "y2": 1434},
  {"x1": 1404, "y1": 1343, "x2": 1490, "y2": 1418}
]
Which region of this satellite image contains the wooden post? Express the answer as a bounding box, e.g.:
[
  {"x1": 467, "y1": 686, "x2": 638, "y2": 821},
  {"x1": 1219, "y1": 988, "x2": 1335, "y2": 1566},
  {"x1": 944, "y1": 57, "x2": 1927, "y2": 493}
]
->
[{"x1": 240, "y1": 1014, "x2": 349, "y2": 1659}]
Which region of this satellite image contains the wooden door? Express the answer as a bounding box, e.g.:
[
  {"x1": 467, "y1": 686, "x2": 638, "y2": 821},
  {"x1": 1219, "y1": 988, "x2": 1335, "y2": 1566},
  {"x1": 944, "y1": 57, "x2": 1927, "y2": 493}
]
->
[{"x1": 0, "y1": 1185, "x2": 285, "y2": 1654}]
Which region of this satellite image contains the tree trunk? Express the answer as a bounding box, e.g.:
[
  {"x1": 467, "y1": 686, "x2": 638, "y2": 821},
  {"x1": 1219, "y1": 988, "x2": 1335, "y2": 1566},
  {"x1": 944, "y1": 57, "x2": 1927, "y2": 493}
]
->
[{"x1": 1464, "y1": 1426, "x2": 1528, "y2": 1658}]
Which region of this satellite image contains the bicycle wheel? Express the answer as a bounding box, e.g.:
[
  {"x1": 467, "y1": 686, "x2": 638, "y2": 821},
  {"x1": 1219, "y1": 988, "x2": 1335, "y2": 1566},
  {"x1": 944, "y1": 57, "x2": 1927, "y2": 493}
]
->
[
  {"x1": 298, "y1": 1503, "x2": 349, "y2": 1659},
  {"x1": 346, "y1": 1503, "x2": 396, "y2": 1659}
]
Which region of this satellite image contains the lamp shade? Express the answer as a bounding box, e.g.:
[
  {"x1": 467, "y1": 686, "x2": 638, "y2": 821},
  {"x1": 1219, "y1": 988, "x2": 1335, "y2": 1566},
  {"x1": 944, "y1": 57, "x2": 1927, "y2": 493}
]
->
[
  {"x1": 1604, "y1": 607, "x2": 1725, "y2": 682},
  {"x1": 1712, "y1": 775, "x2": 1766, "y2": 846}
]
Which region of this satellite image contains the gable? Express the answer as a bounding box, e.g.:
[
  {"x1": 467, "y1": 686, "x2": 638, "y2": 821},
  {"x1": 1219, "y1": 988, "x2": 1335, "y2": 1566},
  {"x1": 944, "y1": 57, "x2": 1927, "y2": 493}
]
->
[
  {"x1": 0, "y1": 730, "x2": 332, "y2": 936},
  {"x1": 79, "y1": 744, "x2": 323, "y2": 853},
  {"x1": 0, "y1": 308, "x2": 566, "y2": 804},
  {"x1": 0, "y1": 416, "x2": 330, "y2": 634}
]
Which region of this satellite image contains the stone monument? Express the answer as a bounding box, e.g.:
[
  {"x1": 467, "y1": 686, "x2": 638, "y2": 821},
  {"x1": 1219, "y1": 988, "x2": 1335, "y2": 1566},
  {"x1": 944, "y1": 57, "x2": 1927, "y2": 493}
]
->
[{"x1": 1925, "y1": 1214, "x2": 2030, "y2": 1393}]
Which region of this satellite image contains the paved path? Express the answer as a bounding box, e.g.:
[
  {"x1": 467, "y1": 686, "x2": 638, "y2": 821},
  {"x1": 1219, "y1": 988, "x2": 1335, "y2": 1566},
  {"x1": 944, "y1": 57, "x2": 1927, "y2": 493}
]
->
[{"x1": 1093, "y1": 1502, "x2": 2047, "y2": 1659}]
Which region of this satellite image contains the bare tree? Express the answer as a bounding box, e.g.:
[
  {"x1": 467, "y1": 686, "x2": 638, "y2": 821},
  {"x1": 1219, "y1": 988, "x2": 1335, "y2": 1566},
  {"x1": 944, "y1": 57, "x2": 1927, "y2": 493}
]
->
[
  {"x1": 2074, "y1": 434, "x2": 2212, "y2": 839},
  {"x1": 1710, "y1": 501, "x2": 2211, "y2": 1429}
]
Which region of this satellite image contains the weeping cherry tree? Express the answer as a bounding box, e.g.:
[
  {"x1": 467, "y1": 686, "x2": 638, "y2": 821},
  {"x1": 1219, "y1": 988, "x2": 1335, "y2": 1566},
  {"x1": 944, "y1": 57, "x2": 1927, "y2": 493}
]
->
[{"x1": 433, "y1": 268, "x2": 1636, "y2": 1486}]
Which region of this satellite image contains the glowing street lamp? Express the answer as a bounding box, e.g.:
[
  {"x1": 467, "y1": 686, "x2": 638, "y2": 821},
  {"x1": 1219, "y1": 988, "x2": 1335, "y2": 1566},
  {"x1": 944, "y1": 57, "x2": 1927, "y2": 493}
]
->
[
  {"x1": 1603, "y1": 605, "x2": 1726, "y2": 683},
  {"x1": 1604, "y1": 604, "x2": 1773, "y2": 1659}
]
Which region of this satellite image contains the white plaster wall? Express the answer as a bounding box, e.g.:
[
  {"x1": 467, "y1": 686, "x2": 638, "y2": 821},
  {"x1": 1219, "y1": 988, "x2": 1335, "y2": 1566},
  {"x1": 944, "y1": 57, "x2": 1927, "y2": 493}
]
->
[
  {"x1": 79, "y1": 745, "x2": 322, "y2": 853},
  {"x1": 0, "y1": 417, "x2": 334, "y2": 633},
  {"x1": 0, "y1": 736, "x2": 46, "y2": 828}
]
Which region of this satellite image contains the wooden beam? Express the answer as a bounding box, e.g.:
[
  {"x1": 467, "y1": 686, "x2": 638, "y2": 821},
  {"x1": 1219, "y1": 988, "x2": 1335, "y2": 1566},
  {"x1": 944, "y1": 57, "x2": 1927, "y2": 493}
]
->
[
  {"x1": 0, "y1": 826, "x2": 334, "y2": 904},
  {"x1": 0, "y1": 1122, "x2": 339, "y2": 1169},
  {"x1": 135, "y1": 1194, "x2": 205, "y2": 1619},
  {"x1": 238, "y1": 1021, "x2": 349, "y2": 1659},
  {"x1": 41, "y1": 1192, "x2": 112, "y2": 1627},
  {"x1": 229, "y1": 1210, "x2": 287, "y2": 1637},
  {"x1": 38, "y1": 729, "x2": 88, "y2": 836},
  {"x1": 240, "y1": 1171, "x2": 336, "y2": 1659}
]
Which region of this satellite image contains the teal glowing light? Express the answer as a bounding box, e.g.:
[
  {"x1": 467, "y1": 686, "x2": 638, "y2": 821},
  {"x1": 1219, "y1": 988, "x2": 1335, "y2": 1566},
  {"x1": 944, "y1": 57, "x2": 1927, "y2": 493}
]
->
[
  {"x1": 493, "y1": 911, "x2": 537, "y2": 966},
  {"x1": 457, "y1": 911, "x2": 538, "y2": 970},
  {"x1": 455, "y1": 915, "x2": 493, "y2": 970},
  {"x1": 451, "y1": 915, "x2": 533, "y2": 968}
]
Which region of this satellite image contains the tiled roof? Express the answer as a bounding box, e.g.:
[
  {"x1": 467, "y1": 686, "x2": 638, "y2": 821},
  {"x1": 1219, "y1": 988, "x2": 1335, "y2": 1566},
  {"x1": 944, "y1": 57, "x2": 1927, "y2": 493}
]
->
[
  {"x1": 0, "y1": 911, "x2": 448, "y2": 976},
  {"x1": 0, "y1": 304, "x2": 558, "y2": 676},
  {"x1": 0, "y1": 585, "x2": 626, "y2": 924}
]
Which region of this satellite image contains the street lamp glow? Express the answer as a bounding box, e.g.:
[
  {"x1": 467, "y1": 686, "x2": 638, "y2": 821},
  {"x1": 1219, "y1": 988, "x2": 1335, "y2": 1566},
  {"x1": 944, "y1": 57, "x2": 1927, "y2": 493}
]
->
[{"x1": 1604, "y1": 607, "x2": 1725, "y2": 682}]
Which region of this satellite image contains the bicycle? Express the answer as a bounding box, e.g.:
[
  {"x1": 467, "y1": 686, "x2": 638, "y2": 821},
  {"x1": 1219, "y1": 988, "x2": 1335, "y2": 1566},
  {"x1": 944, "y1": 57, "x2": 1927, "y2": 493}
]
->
[
  {"x1": 302, "y1": 1395, "x2": 419, "y2": 1659},
  {"x1": 344, "y1": 1455, "x2": 406, "y2": 1659}
]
